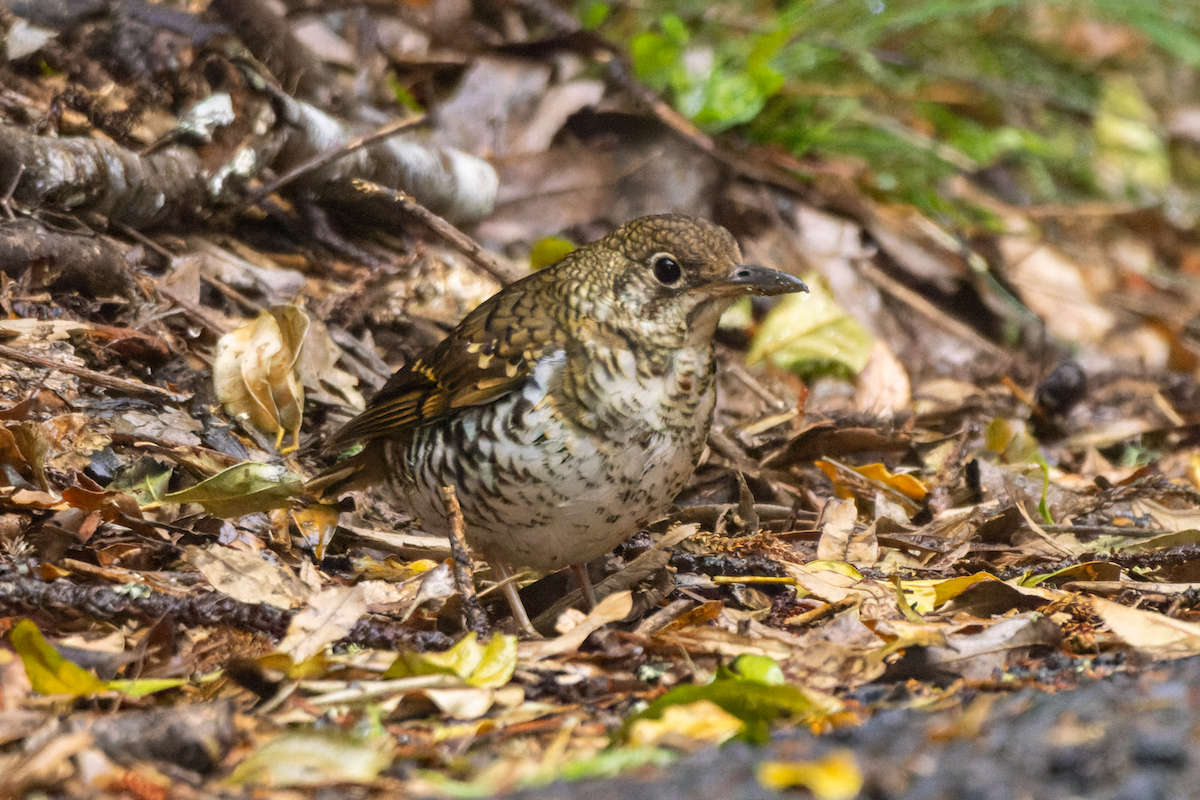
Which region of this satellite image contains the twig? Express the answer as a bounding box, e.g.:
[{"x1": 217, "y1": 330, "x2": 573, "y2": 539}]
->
[
  {"x1": 857, "y1": 260, "x2": 1012, "y2": 360},
  {"x1": 1015, "y1": 501, "x2": 1076, "y2": 558},
  {"x1": 0, "y1": 574, "x2": 452, "y2": 651},
  {"x1": 155, "y1": 285, "x2": 230, "y2": 336},
  {"x1": 782, "y1": 596, "x2": 860, "y2": 628},
  {"x1": 351, "y1": 179, "x2": 522, "y2": 284},
  {"x1": 0, "y1": 343, "x2": 191, "y2": 402},
  {"x1": 114, "y1": 221, "x2": 176, "y2": 262},
  {"x1": 1, "y1": 163, "x2": 24, "y2": 220},
  {"x1": 440, "y1": 485, "x2": 489, "y2": 635},
  {"x1": 245, "y1": 115, "x2": 427, "y2": 209},
  {"x1": 201, "y1": 273, "x2": 265, "y2": 316},
  {"x1": 1061, "y1": 581, "x2": 1200, "y2": 597}
]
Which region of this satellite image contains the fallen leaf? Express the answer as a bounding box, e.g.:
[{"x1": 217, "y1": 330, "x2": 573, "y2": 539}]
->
[
  {"x1": 10, "y1": 619, "x2": 106, "y2": 696},
  {"x1": 277, "y1": 585, "x2": 369, "y2": 662},
  {"x1": 225, "y1": 731, "x2": 392, "y2": 787},
  {"x1": 817, "y1": 497, "x2": 878, "y2": 567},
  {"x1": 213, "y1": 306, "x2": 309, "y2": 452},
  {"x1": 519, "y1": 591, "x2": 633, "y2": 662},
  {"x1": 756, "y1": 750, "x2": 863, "y2": 800},
  {"x1": 1092, "y1": 597, "x2": 1200, "y2": 660},
  {"x1": 154, "y1": 462, "x2": 304, "y2": 518},
  {"x1": 748, "y1": 272, "x2": 873, "y2": 379},
  {"x1": 626, "y1": 700, "x2": 745, "y2": 750},
  {"x1": 184, "y1": 544, "x2": 312, "y2": 608}
]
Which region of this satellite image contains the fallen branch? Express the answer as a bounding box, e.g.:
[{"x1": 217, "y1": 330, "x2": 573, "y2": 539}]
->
[{"x1": 0, "y1": 343, "x2": 192, "y2": 402}]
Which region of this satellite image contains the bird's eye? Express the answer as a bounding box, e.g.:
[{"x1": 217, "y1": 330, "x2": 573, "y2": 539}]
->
[{"x1": 652, "y1": 254, "x2": 682, "y2": 285}]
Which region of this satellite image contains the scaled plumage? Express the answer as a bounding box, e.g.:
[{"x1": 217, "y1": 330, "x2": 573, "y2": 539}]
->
[{"x1": 317, "y1": 215, "x2": 807, "y2": 632}]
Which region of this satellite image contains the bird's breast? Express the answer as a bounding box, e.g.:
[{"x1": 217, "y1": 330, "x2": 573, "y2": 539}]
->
[{"x1": 387, "y1": 345, "x2": 716, "y2": 570}]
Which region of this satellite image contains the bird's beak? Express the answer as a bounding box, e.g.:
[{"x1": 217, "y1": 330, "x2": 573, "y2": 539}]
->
[{"x1": 720, "y1": 264, "x2": 808, "y2": 297}]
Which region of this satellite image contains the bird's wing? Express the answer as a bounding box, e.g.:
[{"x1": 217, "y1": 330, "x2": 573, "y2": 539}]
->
[{"x1": 323, "y1": 284, "x2": 563, "y2": 451}]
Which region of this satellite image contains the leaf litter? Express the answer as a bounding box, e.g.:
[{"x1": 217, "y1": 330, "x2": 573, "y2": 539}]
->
[{"x1": 3, "y1": 1, "x2": 1200, "y2": 798}]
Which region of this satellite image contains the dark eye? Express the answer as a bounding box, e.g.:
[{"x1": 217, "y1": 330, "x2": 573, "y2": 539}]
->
[{"x1": 652, "y1": 254, "x2": 682, "y2": 285}]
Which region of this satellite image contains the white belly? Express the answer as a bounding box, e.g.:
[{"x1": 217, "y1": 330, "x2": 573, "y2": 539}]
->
[{"x1": 389, "y1": 349, "x2": 713, "y2": 570}]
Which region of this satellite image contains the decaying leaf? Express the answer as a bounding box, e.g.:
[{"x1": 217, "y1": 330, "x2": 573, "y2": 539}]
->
[
  {"x1": 213, "y1": 306, "x2": 309, "y2": 452},
  {"x1": 1092, "y1": 597, "x2": 1200, "y2": 660},
  {"x1": 225, "y1": 731, "x2": 392, "y2": 788},
  {"x1": 184, "y1": 544, "x2": 313, "y2": 608},
  {"x1": 152, "y1": 462, "x2": 304, "y2": 518},
  {"x1": 277, "y1": 584, "x2": 369, "y2": 662},
  {"x1": 817, "y1": 497, "x2": 878, "y2": 567},
  {"x1": 290, "y1": 502, "x2": 341, "y2": 561}
]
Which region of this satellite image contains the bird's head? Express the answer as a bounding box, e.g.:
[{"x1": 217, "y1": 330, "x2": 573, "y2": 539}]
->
[{"x1": 582, "y1": 214, "x2": 807, "y2": 345}]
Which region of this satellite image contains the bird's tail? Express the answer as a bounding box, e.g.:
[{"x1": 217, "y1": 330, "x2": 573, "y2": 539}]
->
[{"x1": 305, "y1": 442, "x2": 389, "y2": 499}]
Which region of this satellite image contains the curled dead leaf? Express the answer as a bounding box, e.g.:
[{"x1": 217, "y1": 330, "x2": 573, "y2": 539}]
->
[{"x1": 214, "y1": 306, "x2": 309, "y2": 452}]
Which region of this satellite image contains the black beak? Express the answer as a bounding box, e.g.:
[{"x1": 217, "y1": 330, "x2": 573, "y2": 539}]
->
[{"x1": 724, "y1": 264, "x2": 808, "y2": 296}]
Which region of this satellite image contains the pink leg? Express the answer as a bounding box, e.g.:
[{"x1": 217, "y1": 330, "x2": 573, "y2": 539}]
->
[
  {"x1": 489, "y1": 559, "x2": 537, "y2": 637},
  {"x1": 571, "y1": 562, "x2": 597, "y2": 611}
]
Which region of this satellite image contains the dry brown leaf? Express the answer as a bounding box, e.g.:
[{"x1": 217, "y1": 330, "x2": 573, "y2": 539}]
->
[
  {"x1": 278, "y1": 585, "x2": 369, "y2": 663},
  {"x1": 213, "y1": 306, "x2": 309, "y2": 452},
  {"x1": 184, "y1": 544, "x2": 312, "y2": 609},
  {"x1": 1091, "y1": 597, "x2": 1200, "y2": 660},
  {"x1": 518, "y1": 590, "x2": 633, "y2": 662},
  {"x1": 817, "y1": 498, "x2": 878, "y2": 567}
]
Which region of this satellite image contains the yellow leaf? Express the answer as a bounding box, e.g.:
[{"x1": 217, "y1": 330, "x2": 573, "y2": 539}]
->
[
  {"x1": 816, "y1": 459, "x2": 927, "y2": 502},
  {"x1": 386, "y1": 632, "x2": 517, "y2": 688},
  {"x1": 529, "y1": 236, "x2": 575, "y2": 270},
  {"x1": 627, "y1": 700, "x2": 745, "y2": 749},
  {"x1": 466, "y1": 633, "x2": 518, "y2": 688},
  {"x1": 756, "y1": 750, "x2": 863, "y2": 800},
  {"x1": 105, "y1": 678, "x2": 188, "y2": 698},
  {"x1": 291, "y1": 503, "x2": 341, "y2": 561},
  {"x1": 932, "y1": 572, "x2": 999, "y2": 606},
  {"x1": 10, "y1": 619, "x2": 105, "y2": 696}
]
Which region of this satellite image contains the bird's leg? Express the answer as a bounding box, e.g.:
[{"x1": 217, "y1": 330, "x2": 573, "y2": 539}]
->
[
  {"x1": 571, "y1": 562, "x2": 597, "y2": 611},
  {"x1": 488, "y1": 558, "x2": 538, "y2": 637}
]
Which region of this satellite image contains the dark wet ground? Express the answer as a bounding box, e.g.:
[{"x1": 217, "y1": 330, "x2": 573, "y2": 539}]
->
[{"x1": 502, "y1": 655, "x2": 1200, "y2": 800}]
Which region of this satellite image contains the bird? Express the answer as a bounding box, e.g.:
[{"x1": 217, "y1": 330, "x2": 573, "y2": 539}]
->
[{"x1": 314, "y1": 214, "x2": 807, "y2": 634}]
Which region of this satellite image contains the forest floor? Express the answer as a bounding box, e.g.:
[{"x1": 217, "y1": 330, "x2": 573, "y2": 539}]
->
[{"x1": 4, "y1": 1, "x2": 1200, "y2": 798}]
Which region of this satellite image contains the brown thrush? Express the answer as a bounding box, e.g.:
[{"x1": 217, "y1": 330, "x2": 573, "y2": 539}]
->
[{"x1": 318, "y1": 215, "x2": 807, "y2": 633}]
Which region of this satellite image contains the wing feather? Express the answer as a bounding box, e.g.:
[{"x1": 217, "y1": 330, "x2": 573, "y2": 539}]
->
[{"x1": 323, "y1": 277, "x2": 562, "y2": 452}]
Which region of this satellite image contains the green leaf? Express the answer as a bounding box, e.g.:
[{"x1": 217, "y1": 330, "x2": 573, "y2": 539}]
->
[
  {"x1": 730, "y1": 654, "x2": 785, "y2": 685},
  {"x1": 579, "y1": 2, "x2": 611, "y2": 30},
  {"x1": 152, "y1": 462, "x2": 304, "y2": 518},
  {"x1": 747, "y1": 273, "x2": 873, "y2": 380},
  {"x1": 557, "y1": 747, "x2": 678, "y2": 782},
  {"x1": 620, "y1": 659, "x2": 814, "y2": 745},
  {"x1": 630, "y1": 32, "x2": 682, "y2": 91}
]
